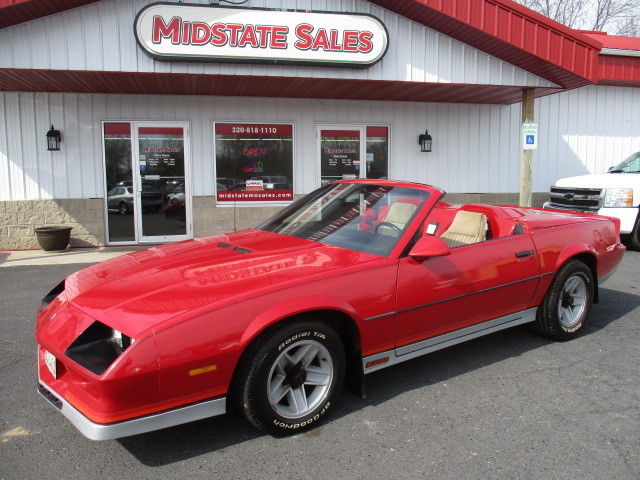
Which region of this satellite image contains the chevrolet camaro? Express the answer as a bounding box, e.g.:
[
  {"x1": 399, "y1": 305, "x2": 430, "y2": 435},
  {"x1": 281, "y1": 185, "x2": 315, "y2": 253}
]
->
[{"x1": 36, "y1": 180, "x2": 625, "y2": 440}]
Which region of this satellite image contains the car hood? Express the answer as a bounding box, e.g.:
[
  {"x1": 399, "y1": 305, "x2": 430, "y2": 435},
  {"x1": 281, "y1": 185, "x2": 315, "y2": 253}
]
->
[
  {"x1": 62, "y1": 229, "x2": 379, "y2": 337},
  {"x1": 555, "y1": 173, "x2": 636, "y2": 188}
]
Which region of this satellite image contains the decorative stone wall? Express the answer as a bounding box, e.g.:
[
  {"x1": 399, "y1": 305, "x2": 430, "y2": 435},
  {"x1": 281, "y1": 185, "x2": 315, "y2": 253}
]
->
[
  {"x1": 1, "y1": 192, "x2": 548, "y2": 249},
  {"x1": 192, "y1": 195, "x2": 304, "y2": 238},
  {"x1": 0, "y1": 199, "x2": 105, "y2": 250}
]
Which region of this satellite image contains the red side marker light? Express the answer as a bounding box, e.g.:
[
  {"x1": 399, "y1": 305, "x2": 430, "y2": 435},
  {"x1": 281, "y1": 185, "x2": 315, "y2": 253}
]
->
[{"x1": 366, "y1": 357, "x2": 390, "y2": 369}]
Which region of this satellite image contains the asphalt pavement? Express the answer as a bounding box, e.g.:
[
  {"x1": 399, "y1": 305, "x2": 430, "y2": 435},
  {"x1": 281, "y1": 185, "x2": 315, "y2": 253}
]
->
[{"x1": 1, "y1": 250, "x2": 639, "y2": 480}]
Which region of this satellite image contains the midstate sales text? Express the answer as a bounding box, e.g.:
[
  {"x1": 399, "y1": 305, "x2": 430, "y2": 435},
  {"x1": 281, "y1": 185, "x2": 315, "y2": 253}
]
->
[{"x1": 152, "y1": 16, "x2": 375, "y2": 53}]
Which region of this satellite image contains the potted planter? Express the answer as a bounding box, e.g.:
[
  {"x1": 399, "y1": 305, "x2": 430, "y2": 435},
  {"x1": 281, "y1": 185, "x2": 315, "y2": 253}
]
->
[{"x1": 34, "y1": 226, "x2": 72, "y2": 251}]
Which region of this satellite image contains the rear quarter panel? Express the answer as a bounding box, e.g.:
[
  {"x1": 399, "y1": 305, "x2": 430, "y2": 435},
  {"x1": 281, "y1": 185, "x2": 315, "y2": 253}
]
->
[{"x1": 528, "y1": 218, "x2": 625, "y2": 306}]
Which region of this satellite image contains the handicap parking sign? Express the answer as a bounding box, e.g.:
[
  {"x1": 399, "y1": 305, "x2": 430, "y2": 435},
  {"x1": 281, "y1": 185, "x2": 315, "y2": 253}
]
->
[{"x1": 521, "y1": 123, "x2": 538, "y2": 150}]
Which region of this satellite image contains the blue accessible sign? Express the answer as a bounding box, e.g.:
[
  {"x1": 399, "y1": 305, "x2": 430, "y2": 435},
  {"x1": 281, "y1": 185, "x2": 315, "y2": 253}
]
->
[{"x1": 521, "y1": 123, "x2": 538, "y2": 150}]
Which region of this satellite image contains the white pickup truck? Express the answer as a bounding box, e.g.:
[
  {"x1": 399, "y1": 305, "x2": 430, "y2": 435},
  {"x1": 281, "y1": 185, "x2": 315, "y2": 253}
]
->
[{"x1": 544, "y1": 152, "x2": 640, "y2": 249}]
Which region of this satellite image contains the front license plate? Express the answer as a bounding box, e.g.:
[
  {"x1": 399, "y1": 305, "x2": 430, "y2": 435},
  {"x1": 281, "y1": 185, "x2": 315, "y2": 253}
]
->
[{"x1": 44, "y1": 350, "x2": 57, "y2": 379}]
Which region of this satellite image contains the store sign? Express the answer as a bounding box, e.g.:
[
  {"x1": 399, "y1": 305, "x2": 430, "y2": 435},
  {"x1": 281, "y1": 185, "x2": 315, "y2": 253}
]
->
[
  {"x1": 245, "y1": 179, "x2": 264, "y2": 191},
  {"x1": 135, "y1": 3, "x2": 388, "y2": 67}
]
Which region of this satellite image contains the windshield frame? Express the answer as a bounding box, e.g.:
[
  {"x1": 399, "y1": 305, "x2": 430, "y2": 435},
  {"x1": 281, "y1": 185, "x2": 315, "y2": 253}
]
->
[
  {"x1": 258, "y1": 182, "x2": 433, "y2": 257},
  {"x1": 610, "y1": 152, "x2": 640, "y2": 173}
]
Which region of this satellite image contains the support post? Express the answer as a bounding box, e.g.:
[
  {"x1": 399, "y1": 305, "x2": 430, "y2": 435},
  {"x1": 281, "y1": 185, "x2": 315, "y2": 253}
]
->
[{"x1": 519, "y1": 88, "x2": 535, "y2": 207}]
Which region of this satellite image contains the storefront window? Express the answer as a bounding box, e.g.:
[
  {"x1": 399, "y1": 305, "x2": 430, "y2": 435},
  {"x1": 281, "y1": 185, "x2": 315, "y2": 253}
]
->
[
  {"x1": 104, "y1": 122, "x2": 135, "y2": 242},
  {"x1": 215, "y1": 123, "x2": 294, "y2": 203}
]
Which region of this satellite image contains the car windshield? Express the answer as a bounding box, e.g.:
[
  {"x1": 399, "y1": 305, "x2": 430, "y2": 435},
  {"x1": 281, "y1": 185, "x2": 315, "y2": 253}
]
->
[
  {"x1": 610, "y1": 152, "x2": 640, "y2": 173},
  {"x1": 259, "y1": 183, "x2": 429, "y2": 256}
]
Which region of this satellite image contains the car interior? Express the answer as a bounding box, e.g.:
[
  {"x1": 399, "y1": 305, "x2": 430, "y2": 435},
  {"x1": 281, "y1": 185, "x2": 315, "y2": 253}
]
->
[
  {"x1": 263, "y1": 184, "x2": 523, "y2": 256},
  {"x1": 421, "y1": 202, "x2": 520, "y2": 248},
  {"x1": 326, "y1": 196, "x2": 522, "y2": 255}
]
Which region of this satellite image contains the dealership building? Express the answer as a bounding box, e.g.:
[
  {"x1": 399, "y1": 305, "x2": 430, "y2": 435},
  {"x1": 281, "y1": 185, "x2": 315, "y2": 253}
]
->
[{"x1": 0, "y1": 0, "x2": 639, "y2": 249}]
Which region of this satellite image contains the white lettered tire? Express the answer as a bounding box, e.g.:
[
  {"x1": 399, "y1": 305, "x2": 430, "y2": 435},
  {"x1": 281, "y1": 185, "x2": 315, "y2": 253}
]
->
[
  {"x1": 235, "y1": 320, "x2": 345, "y2": 435},
  {"x1": 534, "y1": 260, "x2": 594, "y2": 340}
]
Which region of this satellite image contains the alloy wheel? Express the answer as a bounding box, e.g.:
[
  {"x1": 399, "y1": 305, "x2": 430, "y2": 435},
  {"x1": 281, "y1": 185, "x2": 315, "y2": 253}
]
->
[{"x1": 266, "y1": 340, "x2": 333, "y2": 420}]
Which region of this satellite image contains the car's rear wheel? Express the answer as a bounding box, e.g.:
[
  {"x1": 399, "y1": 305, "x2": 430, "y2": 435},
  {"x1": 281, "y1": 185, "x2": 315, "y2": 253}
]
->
[
  {"x1": 235, "y1": 320, "x2": 345, "y2": 435},
  {"x1": 534, "y1": 259, "x2": 594, "y2": 340}
]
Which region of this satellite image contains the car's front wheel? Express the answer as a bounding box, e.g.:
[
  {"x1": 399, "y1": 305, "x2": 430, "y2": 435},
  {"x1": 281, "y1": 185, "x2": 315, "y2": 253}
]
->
[
  {"x1": 235, "y1": 320, "x2": 345, "y2": 435},
  {"x1": 534, "y1": 259, "x2": 594, "y2": 340}
]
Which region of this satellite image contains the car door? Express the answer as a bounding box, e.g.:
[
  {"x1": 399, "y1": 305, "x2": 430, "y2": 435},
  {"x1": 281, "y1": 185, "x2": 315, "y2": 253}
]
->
[{"x1": 395, "y1": 234, "x2": 540, "y2": 350}]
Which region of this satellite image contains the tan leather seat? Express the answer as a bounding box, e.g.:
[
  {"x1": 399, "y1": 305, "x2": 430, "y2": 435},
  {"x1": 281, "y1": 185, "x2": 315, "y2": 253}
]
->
[
  {"x1": 384, "y1": 202, "x2": 416, "y2": 228},
  {"x1": 440, "y1": 210, "x2": 488, "y2": 248},
  {"x1": 377, "y1": 202, "x2": 417, "y2": 236}
]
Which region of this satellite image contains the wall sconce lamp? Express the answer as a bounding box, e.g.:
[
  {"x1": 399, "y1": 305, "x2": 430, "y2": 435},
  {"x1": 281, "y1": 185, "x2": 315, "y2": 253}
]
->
[
  {"x1": 47, "y1": 125, "x2": 61, "y2": 151},
  {"x1": 418, "y1": 129, "x2": 432, "y2": 152}
]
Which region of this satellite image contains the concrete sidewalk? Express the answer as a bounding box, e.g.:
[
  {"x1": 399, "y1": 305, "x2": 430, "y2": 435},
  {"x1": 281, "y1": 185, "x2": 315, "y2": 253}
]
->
[{"x1": 0, "y1": 246, "x2": 144, "y2": 267}]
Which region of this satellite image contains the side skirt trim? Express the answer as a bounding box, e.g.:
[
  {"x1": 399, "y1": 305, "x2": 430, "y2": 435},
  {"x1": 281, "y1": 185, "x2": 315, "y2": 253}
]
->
[{"x1": 362, "y1": 307, "x2": 537, "y2": 374}]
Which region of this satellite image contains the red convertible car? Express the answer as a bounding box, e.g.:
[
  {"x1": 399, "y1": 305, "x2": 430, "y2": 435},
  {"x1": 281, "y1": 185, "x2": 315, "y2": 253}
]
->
[{"x1": 36, "y1": 180, "x2": 625, "y2": 440}]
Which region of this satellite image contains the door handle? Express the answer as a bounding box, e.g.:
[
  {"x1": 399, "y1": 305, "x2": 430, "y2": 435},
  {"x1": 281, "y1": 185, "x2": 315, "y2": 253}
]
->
[{"x1": 515, "y1": 250, "x2": 534, "y2": 258}]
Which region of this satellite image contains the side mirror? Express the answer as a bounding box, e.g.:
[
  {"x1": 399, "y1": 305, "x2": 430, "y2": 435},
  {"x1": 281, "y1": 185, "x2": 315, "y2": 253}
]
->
[{"x1": 408, "y1": 235, "x2": 451, "y2": 261}]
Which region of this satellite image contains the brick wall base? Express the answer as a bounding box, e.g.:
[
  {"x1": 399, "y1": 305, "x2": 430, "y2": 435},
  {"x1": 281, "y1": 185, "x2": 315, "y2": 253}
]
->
[
  {"x1": 0, "y1": 199, "x2": 105, "y2": 250},
  {"x1": 1, "y1": 192, "x2": 548, "y2": 249}
]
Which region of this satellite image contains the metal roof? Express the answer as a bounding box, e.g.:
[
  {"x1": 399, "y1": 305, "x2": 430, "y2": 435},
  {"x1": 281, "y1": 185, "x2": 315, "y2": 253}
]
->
[
  {"x1": 0, "y1": 0, "x2": 100, "y2": 29},
  {"x1": 369, "y1": 0, "x2": 606, "y2": 88},
  {"x1": 0, "y1": 0, "x2": 638, "y2": 98}
]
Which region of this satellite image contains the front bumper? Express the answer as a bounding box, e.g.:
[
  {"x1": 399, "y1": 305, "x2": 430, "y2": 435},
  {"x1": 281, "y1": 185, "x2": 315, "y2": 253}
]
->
[
  {"x1": 38, "y1": 382, "x2": 226, "y2": 441},
  {"x1": 543, "y1": 202, "x2": 638, "y2": 234}
]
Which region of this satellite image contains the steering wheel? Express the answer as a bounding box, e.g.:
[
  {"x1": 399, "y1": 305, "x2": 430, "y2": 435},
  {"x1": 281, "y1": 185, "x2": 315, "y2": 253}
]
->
[{"x1": 374, "y1": 221, "x2": 403, "y2": 236}]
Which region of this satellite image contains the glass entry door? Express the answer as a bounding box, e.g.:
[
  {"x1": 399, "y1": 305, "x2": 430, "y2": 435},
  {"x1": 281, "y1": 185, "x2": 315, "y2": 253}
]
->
[
  {"x1": 103, "y1": 121, "x2": 191, "y2": 244},
  {"x1": 134, "y1": 123, "x2": 190, "y2": 243},
  {"x1": 319, "y1": 127, "x2": 365, "y2": 186},
  {"x1": 318, "y1": 126, "x2": 389, "y2": 187}
]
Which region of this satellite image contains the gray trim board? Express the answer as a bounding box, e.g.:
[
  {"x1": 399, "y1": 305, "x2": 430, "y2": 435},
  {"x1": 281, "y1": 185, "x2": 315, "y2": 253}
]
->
[{"x1": 362, "y1": 307, "x2": 537, "y2": 373}]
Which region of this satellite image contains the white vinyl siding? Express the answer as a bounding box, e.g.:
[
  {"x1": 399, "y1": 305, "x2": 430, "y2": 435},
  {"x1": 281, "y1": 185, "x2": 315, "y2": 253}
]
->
[
  {"x1": 534, "y1": 85, "x2": 640, "y2": 190},
  {"x1": 0, "y1": 0, "x2": 556, "y2": 88},
  {"x1": 2, "y1": 86, "x2": 638, "y2": 201}
]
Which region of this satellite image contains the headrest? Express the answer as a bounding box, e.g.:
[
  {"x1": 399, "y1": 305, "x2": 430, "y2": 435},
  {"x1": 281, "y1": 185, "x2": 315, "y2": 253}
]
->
[
  {"x1": 385, "y1": 202, "x2": 417, "y2": 226},
  {"x1": 446, "y1": 210, "x2": 487, "y2": 237}
]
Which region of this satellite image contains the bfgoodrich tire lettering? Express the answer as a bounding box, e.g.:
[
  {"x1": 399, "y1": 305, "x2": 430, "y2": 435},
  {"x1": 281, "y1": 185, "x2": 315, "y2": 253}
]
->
[
  {"x1": 235, "y1": 320, "x2": 345, "y2": 435},
  {"x1": 534, "y1": 259, "x2": 594, "y2": 340}
]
